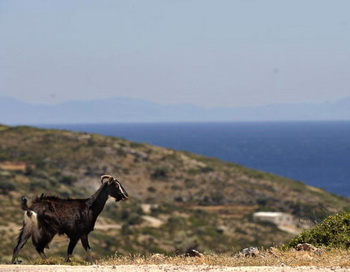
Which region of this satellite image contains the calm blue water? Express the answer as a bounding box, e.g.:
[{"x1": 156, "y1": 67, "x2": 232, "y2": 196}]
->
[{"x1": 39, "y1": 122, "x2": 350, "y2": 197}]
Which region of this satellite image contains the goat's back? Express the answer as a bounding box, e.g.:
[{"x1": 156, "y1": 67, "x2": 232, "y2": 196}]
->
[{"x1": 30, "y1": 195, "x2": 93, "y2": 236}]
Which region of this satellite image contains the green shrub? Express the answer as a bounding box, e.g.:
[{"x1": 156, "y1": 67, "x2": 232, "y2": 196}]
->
[
  {"x1": 130, "y1": 142, "x2": 146, "y2": 148},
  {"x1": 285, "y1": 212, "x2": 350, "y2": 249},
  {"x1": 184, "y1": 179, "x2": 196, "y2": 188},
  {"x1": 171, "y1": 184, "x2": 181, "y2": 190},
  {"x1": 174, "y1": 196, "x2": 183, "y2": 202},
  {"x1": 0, "y1": 179, "x2": 16, "y2": 194},
  {"x1": 151, "y1": 167, "x2": 169, "y2": 180},
  {"x1": 29, "y1": 179, "x2": 49, "y2": 191},
  {"x1": 121, "y1": 210, "x2": 143, "y2": 225},
  {"x1": 117, "y1": 148, "x2": 127, "y2": 157},
  {"x1": 147, "y1": 186, "x2": 157, "y2": 193},
  {"x1": 167, "y1": 215, "x2": 186, "y2": 226},
  {"x1": 0, "y1": 150, "x2": 10, "y2": 161},
  {"x1": 59, "y1": 175, "x2": 77, "y2": 185},
  {"x1": 201, "y1": 166, "x2": 214, "y2": 173},
  {"x1": 126, "y1": 213, "x2": 143, "y2": 225},
  {"x1": 24, "y1": 165, "x2": 34, "y2": 176}
]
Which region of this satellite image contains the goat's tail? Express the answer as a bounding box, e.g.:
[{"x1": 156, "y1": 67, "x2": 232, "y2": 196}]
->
[
  {"x1": 21, "y1": 196, "x2": 33, "y2": 216},
  {"x1": 12, "y1": 197, "x2": 38, "y2": 263}
]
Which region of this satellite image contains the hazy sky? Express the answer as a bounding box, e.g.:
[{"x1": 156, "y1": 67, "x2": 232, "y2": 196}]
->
[{"x1": 1, "y1": 0, "x2": 350, "y2": 107}]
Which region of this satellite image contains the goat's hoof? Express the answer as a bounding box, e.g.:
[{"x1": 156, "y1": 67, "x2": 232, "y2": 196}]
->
[{"x1": 65, "y1": 254, "x2": 73, "y2": 263}]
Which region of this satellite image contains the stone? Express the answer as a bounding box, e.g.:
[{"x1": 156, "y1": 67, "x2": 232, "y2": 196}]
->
[
  {"x1": 184, "y1": 249, "x2": 203, "y2": 258},
  {"x1": 296, "y1": 243, "x2": 318, "y2": 252},
  {"x1": 151, "y1": 253, "x2": 166, "y2": 260},
  {"x1": 237, "y1": 247, "x2": 260, "y2": 257}
]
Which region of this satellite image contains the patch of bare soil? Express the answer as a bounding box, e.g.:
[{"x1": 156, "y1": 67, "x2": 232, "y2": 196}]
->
[{"x1": 0, "y1": 161, "x2": 27, "y2": 171}]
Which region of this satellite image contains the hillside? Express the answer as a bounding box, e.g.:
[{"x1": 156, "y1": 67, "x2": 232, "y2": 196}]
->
[{"x1": 0, "y1": 124, "x2": 349, "y2": 262}]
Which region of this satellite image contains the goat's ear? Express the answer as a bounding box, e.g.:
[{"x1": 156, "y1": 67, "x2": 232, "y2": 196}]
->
[{"x1": 109, "y1": 178, "x2": 115, "y2": 184}]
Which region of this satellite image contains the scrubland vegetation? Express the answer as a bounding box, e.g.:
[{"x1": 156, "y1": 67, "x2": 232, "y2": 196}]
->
[{"x1": 0, "y1": 124, "x2": 350, "y2": 266}]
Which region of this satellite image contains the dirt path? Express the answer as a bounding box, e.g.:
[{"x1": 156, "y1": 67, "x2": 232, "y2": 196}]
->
[{"x1": 1, "y1": 265, "x2": 350, "y2": 272}]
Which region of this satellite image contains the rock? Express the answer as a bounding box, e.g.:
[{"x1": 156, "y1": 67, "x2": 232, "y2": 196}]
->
[
  {"x1": 216, "y1": 226, "x2": 226, "y2": 234},
  {"x1": 184, "y1": 249, "x2": 203, "y2": 258},
  {"x1": 151, "y1": 253, "x2": 166, "y2": 260},
  {"x1": 236, "y1": 247, "x2": 260, "y2": 257},
  {"x1": 296, "y1": 243, "x2": 318, "y2": 252}
]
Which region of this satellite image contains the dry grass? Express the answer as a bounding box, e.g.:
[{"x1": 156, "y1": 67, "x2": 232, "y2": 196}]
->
[
  {"x1": 8, "y1": 248, "x2": 350, "y2": 268},
  {"x1": 96, "y1": 249, "x2": 350, "y2": 268}
]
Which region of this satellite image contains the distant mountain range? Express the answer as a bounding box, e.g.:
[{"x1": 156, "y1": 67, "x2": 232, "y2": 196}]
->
[{"x1": 1, "y1": 96, "x2": 350, "y2": 124}]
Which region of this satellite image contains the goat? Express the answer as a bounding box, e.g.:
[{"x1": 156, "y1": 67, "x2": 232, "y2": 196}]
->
[{"x1": 12, "y1": 175, "x2": 128, "y2": 264}]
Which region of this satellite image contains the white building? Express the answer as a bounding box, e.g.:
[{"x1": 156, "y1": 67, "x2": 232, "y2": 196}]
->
[{"x1": 253, "y1": 212, "x2": 294, "y2": 226}]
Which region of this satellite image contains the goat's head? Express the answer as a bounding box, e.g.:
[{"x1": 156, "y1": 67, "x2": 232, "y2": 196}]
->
[{"x1": 101, "y1": 175, "x2": 128, "y2": 202}]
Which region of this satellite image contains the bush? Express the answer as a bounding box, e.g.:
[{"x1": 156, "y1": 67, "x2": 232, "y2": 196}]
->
[
  {"x1": 59, "y1": 175, "x2": 77, "y2": 185},
  {"x1": 201, "y1": 166, "x2": 214, "y2": 173},
  {"x1": 121, "y1": 210, "x2": 143, "y2": 225},
  {"x1": 147, "y1": 186, "x2": 157, "y2": 193},
  {"x1": 171, "y1": 184, "x2": 181, "y2": 190},
  {"x1": 0, "y1": 179, "x2": 16, "y2": 194},
  {"x1": 184, "y1": 179, "x2": 196, "y2": 188},
  {"x1": 174, "y1": 196, "x2": 183, "y2": 202},
  {"x1": 285, "y1": 212, "x2": 350, "y2": 249},
  {"x1": 126, "y1": 213, "x2": 143, "y2": 225},
  {"x1": 24, "y1": 165, "x2": 34, "y2": 176},
  {"x1": 29, "y1": 179, "x2": 49, "y2": 191},
  {"x1": 151, "y1": 167, "x2": 169, "y2": 180}
]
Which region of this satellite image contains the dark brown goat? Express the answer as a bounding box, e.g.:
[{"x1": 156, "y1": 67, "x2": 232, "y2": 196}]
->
[{"x1": 12, "y1": 175, "x2": 128, "y2": 264}]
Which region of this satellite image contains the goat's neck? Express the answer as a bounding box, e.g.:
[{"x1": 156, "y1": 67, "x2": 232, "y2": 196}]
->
[{"x1": 87, "y1": 182, "x2": 109, "y2": 217}]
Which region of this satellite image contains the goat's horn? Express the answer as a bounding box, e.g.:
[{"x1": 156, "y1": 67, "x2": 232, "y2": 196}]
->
[{"x1": 101, "y1": 175, "x2": 113, "y2": 183}]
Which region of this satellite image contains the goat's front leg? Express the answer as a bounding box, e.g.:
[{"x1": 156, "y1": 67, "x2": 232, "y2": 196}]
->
[
  {"x1": 65, "y1": 237, "x2": 79, "y2": 262},
  {"x1": 81, "y1": 235, "x2": 93, "y2": 264}
]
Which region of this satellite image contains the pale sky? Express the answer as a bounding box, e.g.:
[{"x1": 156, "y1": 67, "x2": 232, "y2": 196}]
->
[{"x1": 1, "y1": 0, "x2": 350, "y2": 107}]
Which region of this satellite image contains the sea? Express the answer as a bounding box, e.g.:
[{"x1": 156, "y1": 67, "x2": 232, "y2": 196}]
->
[{"x1": 39, "y1": 121, "x2": 350, "y2": 198}]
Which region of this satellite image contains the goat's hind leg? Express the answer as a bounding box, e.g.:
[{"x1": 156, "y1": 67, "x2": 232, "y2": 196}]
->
[
  {"x1": 32, "y1": 232, "x2": 54, "y2": 261},
  {"x1": 12, "y1": 226, "x2": 31, "y2": 264},
  {"x1": 34, "y1": 241, "x2": 48, "y2": 261}
]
